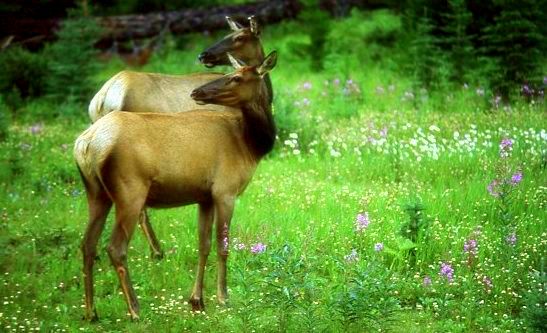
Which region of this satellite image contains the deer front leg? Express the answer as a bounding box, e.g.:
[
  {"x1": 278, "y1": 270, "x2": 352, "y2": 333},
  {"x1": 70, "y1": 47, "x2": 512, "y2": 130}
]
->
[
  {"x1": 138, "y1": 209, "x2": 164, "y2": 260},
  {"x1": 189, "y1": 202, "x2": 214, "y2": 311},
  {"x1": 214, "y1": 195, "x2": 235, "y2": 306}
]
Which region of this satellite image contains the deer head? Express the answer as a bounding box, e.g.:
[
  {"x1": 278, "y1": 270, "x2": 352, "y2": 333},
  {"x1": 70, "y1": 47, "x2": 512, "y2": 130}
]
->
[
  {"x1": 192, "y1": 50, "x2": 277, "y2": 107},
  {"x1": 198, "y1": 16, "x2": 263, "y2": 68}
]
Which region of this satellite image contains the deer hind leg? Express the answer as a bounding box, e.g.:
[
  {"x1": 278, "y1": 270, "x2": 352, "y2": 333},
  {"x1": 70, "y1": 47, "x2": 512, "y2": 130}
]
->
[
  {"x1": 107, "y1": 198, "x2": 144, "y2": 320},
  {"x1": 189, "y1": 201, "x2": 214, "y2": 311},
  {"x1": 214, "y1": 195, "x2": 235, "y2": 305},
  {"x1": 81, "y1": 189, "x2": 112, "y2": 321},
  {"x1": 138, "y1": 209, "x2": 164, "y2": 260}
]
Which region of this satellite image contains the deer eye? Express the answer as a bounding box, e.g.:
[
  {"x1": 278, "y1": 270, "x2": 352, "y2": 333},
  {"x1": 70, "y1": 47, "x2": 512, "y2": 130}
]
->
[
  {"x1": 234, "y1": 36, "x2": 245, "y2": 43},
  {"x1": 231, "y1": 76, "x2": 242, "y2": 83}
]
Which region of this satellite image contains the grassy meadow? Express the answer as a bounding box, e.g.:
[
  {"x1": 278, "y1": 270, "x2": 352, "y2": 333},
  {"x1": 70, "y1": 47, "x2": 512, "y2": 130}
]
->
[{"x1": 1, "y1": 9, "x2": 546, "y2": 332}]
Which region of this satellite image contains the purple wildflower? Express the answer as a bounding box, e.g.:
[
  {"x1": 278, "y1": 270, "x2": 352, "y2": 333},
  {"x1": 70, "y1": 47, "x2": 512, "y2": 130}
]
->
[
  {"x1": 483, "y1": 276, "x2": 493, "y2": 291},
  {"x1": 355, "y1": 212, "x2": 370, "y2": 232},
  {"x1": 250, "y1": 242, "x2": 267, "y2": 254},
  {"x1": 333, "y1": 78, "x2": 340, "y2": 86},
  {"x1": 302, "y1": 82, "x2": 312, "y2": 90},
  {"x1": 487, "y1": 179, "x2": 500, "y2": 198},
  {"x1": 423, "y1": 276, "x2": 432, "y2": 287},
  {"x1": 344, "y1": 249, "x2": 359, "y2": 263},
  {"x1": 302, "y1": 98, "x2": 311, "y2": 107},
  {"x1": 521, "y1": 84, "x2": 534, "y2": 97},
  {"x1": 505, "y1": 232, "x2": 517, "y2": 246},
  {"x1": 379, "y1": 127, "x2": 388, "y2": 138},
  {"x1": 440, "y1": 262, "x2": 454, "y2": 282},
  {"x1": 28, "y1": 123, "x2": 44, "y2": 135},
  {"x1": 463, "y1": 239, "x2": 478, "y2": 255},
  {"x1": 499, "y1": 137, "x2": 513, "y2": 158},
  {"x1": 374, "y1": 243, "x2": 384, "y2": 252},
  {"x1": 500, "y1": 138, "x2": 513, "y2": 150},
  {"x1": 493, "y1": 95, "x2": 502, "y2": 108},
  {"x1": 510, "y1": 171, "x2": 523, "y2": 185}
]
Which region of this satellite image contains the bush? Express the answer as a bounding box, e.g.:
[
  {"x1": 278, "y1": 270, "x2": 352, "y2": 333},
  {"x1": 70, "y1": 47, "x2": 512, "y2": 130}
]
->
[
  {"x1": 45, "y1": 8, "x2": 102, "y2": 102},
  {"x1": 0, "y1": 96, "x2": 10, "y2": 140},
  {"x1": 0, "y1": 46, "x2": 48, "y2": 108}
]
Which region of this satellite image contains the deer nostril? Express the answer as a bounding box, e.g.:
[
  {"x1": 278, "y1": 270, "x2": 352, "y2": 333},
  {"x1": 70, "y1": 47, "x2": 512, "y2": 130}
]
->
[
  {"x1": 198, "y1": 52, "x2": 209, "y2": 61},
  {"x1": 191, "y1": 89, "x2": 204, "y2": 99}
]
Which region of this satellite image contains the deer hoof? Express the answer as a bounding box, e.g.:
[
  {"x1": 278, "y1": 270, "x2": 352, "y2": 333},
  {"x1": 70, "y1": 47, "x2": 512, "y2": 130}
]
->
[
  {"x1": 83, "y1": 308, "x2": 99, "y2": 322},
  {"x1": 151, "y1": 250, "x2": 164, "y2": 261},
  {"x1": 189, "y1": 297, "x2": 205, "y2": 312}
]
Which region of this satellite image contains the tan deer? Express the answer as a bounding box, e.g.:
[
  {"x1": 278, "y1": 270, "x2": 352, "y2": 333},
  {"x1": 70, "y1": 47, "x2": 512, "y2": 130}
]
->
[
  {"x1": 88, "y1": 16, "x2": 271, "y2": 260},
  {"x1": 88, "y1": 16, "x2": 270, "y2": 122},
  {"x1": 75, "y1": 51, "x2": 277, "y2": 321}
]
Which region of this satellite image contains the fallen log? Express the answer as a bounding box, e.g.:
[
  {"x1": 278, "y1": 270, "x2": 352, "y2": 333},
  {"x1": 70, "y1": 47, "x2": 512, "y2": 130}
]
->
[{"x1": 0, "y1": 0, "x2": 302, "y2": 50}]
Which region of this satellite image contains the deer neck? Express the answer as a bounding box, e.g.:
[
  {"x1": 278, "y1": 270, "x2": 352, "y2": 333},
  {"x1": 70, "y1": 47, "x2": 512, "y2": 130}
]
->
[
  {"x1": 240, "y1": 82, "x2": 276, "y2": 158},
  {"x1": 247, "y1": 47, "x2": 273, "y2": 104}
]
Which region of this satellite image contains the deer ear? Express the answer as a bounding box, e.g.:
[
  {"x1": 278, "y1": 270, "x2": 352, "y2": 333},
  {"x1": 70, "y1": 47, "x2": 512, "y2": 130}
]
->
[
  {"x1": 227, "y1": 53, "x2": 245, "y2": 69},
  {"x1": 248, "y1": 15, "x2": 260, "y2": 35},
  {"x1": 257, "y1": 51, "x2": 277, "y2": 77},
  {"x1": 226, "y1": 16, "x2": 243, "y2": 31}
]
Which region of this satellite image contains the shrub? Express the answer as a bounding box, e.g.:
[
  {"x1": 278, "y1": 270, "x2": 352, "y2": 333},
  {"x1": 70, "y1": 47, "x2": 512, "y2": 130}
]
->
[
  {"x1": 0, "y1": 46, "x2": 47, "y2": 108},
  {"x1": 45, "y1": 7, "x2": 102, "y2": 102}
]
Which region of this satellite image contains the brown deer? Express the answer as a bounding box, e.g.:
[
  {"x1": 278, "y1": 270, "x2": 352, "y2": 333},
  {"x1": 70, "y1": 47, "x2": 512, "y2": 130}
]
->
[
  {"x1": 74, "y1": 51, "x2": 277, "y2": 321},
  {"x1": 88, "y1": 16, "x2": 269, "y2": 122},
  {"x1": 88, "y1": 16, "x2": 270, "y2": 261}
]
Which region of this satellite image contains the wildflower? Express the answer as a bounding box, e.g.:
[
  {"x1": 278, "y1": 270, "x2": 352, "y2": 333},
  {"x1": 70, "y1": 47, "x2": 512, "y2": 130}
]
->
[
  {"x1": 463, "y1": 239, "x2": 478, "y2": 255},
  {"x1": 355, "y1": 212, "x2": 370, "y2": 232},
  {"x1": 302, "y1": 98, "x2": 311, "y2": 107},
  {"x1": 234, "y1": 243, "x2": 246, "y2": 251},
  {"x1": 476, "y1": 88, "x2": 485, "y2": 96},
  {"x1": 379, "y1": 127, "x2": 388, "y2": 137},
  {"x1": 302, "y1": 82, "x2": 312, "y2": 90},
  {"x1": 28, "y1": 123, "x2": 44, "y2": 135},
  {"x1": 344, "y1": 249, "x2": 359, "y2": 263},
  {"x1": 388, "y1": 84, "x2": 395, "y2": 92},
  {"x1": 521, "y1": 84, "x2": 533, "y2": 97},
  {"x1": 492, "y1": 95, "x2": 502, "y2": 108},
  {"x1": 463, "y1": 83, "x2": 469, "y2": 89},
  {"x1": 500, "y1": 138, "x2": 513, "y2": 150},
  {"x1": 250, "y1": 242, "x2": 267, "y2": 254},
  {"x1": 374, "y1": 243, "x2": 384, "y2": 252},
  {"x1": 483, "y1": 276, "x2": 493, "y2": 291},
  {"x1": 487, "y1": 179, "x2": 500, "y2": 198},
  {"x1": 333, "y1": 78, "x2": 340, "y2": 86},
  {"x1": 499, "y1": 138, "x2": 513, "y2": 158},
  {"x1": 440, "y1": 262, "x2": 454, "y2": 282},
  {"x1": 505, "y1": 232, "x2": 517, "y2": 246},
  {"x1": 403, "y1": 91, "x2": 415, "y2": 100},
  {"x1": 375, "y1": 86, "x2": 385, "y2": 95},
  {"x1": 423, "y1": 276, "x2": 432, "y2": 287},
  {"x1": 510, "y1": 171, "x2": 523, "y2": 185}
]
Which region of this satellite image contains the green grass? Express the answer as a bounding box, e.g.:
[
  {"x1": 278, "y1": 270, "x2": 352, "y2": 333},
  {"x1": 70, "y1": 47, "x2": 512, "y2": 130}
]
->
[{"x1": 1, "y1": 9, "x2": 546, "y2": 333}]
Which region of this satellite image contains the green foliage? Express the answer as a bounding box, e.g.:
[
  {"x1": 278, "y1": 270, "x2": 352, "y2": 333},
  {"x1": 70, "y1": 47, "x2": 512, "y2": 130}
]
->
[
  {"x1": 0, "y1": 46, "x2": 48, "y2": 108},
  {"x1": 289, "y1": 0, "x2": 332, "y2": 71},
  {"x1": 481, "y1": 0, "x2": 546, "y2": 97},
  {"x1": 0, "y1": 96, "x2": 10, "y2": 141},
  {"x1": 442, "y1": 0, "x2": 476, "y2": 83},
  {"x1": 521, "y1": 265, "x2": 547, "y2": 333},
  {"x1": 45, "y1": 8, "x2": 102, "y2": 102}
]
